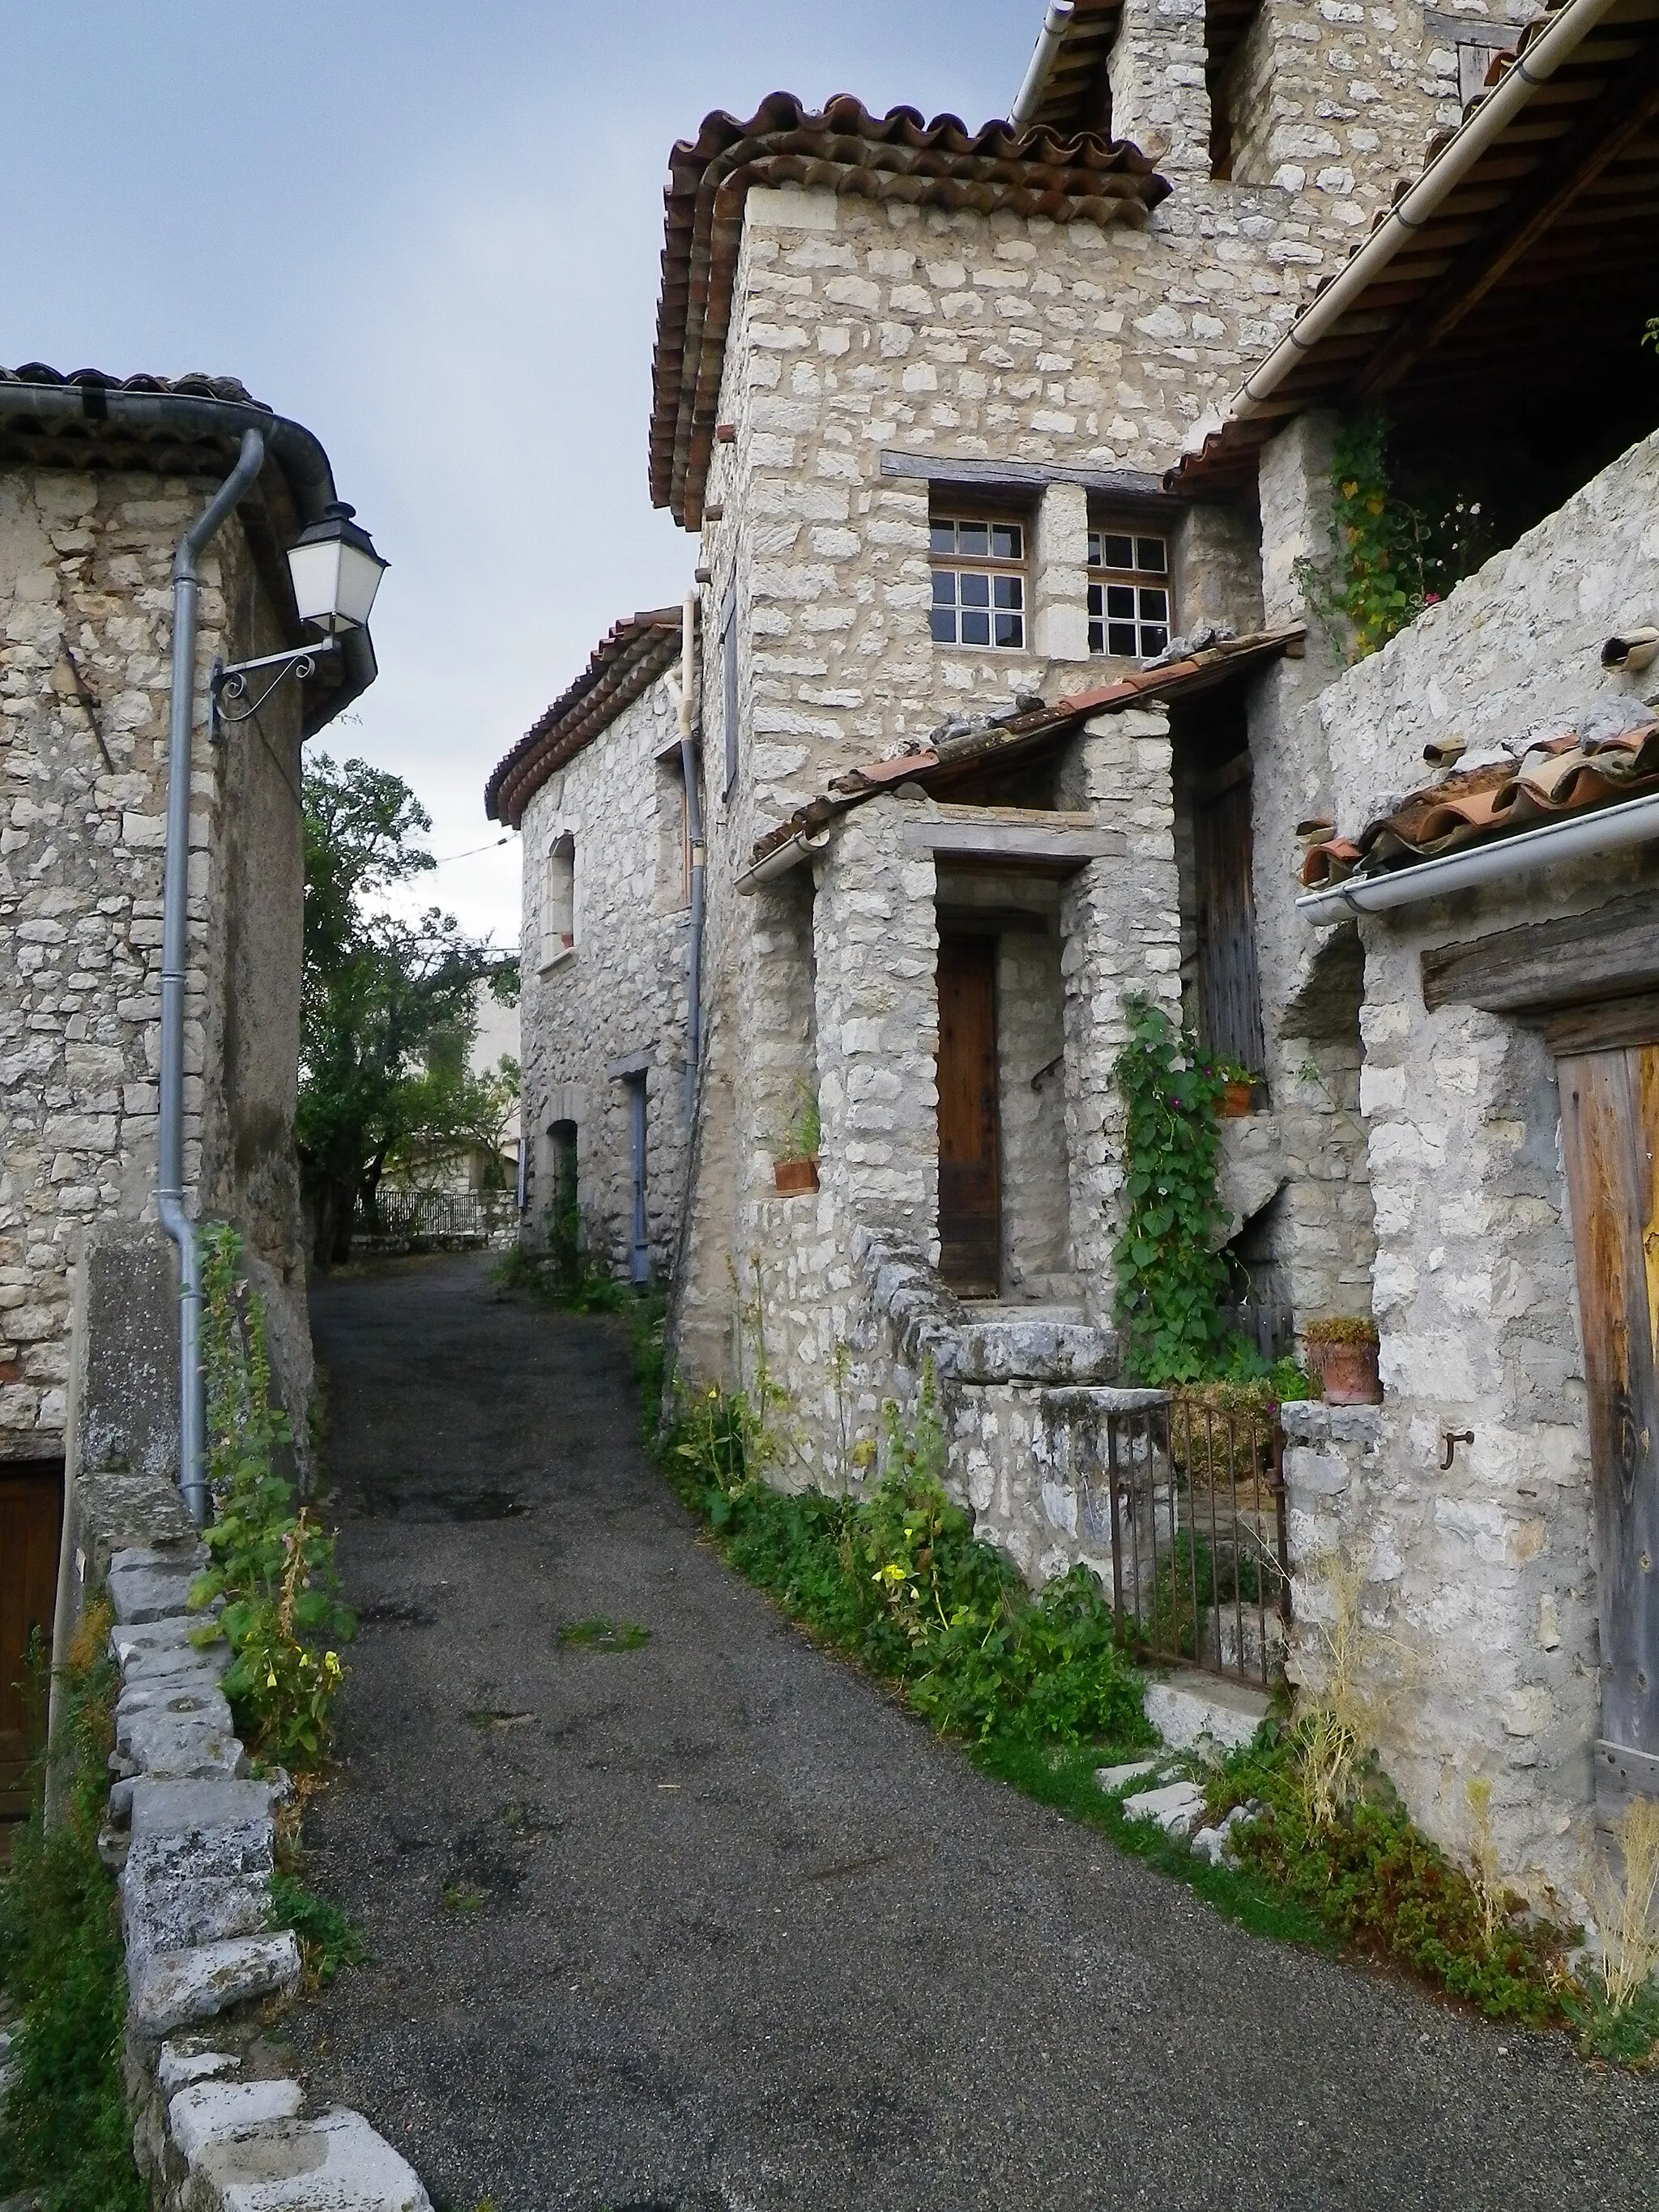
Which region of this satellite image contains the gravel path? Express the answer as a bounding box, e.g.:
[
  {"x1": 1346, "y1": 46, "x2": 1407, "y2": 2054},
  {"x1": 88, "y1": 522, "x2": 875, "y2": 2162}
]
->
[{"x1": 288, "y1": 1252, "x2": 1659, "y2": 2212}]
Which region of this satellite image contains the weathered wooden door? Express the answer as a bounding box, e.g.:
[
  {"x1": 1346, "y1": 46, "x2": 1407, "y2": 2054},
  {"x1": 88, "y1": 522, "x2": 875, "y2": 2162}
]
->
[
  {"x1": 937, "y1": 934, "x2": 1000, "y2": 1295},
  {"x1": 0, "y1": 1461, "x2": 62, "y2": 1831},
  {"x1": 1559, "y1": 1040, "x2": 1659, "y2": 1805},
  {"x1": 629, "y1": 1079, "x2": 650, "y2": 1285},
  {"x1": 1194, "y1": 755, "x2": 1267, "y2": 1076}
]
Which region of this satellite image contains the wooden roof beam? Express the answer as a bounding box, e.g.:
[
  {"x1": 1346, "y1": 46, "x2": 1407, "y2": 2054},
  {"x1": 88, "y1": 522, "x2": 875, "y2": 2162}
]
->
[{"x1": 1352, "y1": 39, "x2": 1659, "y2": 404}]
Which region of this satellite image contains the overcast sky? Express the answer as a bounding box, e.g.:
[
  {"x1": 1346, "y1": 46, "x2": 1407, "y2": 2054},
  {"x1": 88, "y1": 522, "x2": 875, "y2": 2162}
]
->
[{"x1": 4, "y1": 2, "x2": 1041, "y2": 946}]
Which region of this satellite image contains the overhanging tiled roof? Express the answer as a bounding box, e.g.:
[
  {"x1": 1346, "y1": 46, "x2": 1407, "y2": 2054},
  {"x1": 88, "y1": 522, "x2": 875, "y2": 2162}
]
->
[
  {"x1": 1300, "y1": 718, "x2": 1659, "y2": 889},
  {"x1": 650, "y1": 93, "x2": 1170, "y2": 531},
  {"x1": 747, "y1": 626, "x2": 1303, "y2": 870},
  {"x1": 485, "y1": 610, "x2": 683, "y2": 829},
  {"x1": 1021, "y1": 0, "x2": 1262, "y2": 139},
  {"x1": 1168, "y1": 0, "x2": 1659, "y2": 494}
]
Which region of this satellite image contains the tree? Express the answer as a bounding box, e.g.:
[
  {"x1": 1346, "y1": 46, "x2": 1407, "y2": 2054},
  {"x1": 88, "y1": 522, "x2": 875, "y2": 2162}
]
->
[{"x1": 296, "y1": 755, "x2": 515, "y2": 1264}]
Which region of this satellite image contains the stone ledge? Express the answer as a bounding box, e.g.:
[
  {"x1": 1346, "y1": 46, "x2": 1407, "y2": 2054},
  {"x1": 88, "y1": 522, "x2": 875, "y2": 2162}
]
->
[
  {"x1": 1280, "y1": 1398, "x2": 1384, "y2": 1447},
  {"x1": 95, "y1": 1494, "x2": 436, "y2": 2210}
]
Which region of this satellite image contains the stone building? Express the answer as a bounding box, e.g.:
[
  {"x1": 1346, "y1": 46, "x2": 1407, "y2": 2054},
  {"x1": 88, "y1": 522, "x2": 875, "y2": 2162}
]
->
[
  {"x1": 0, "y1": 365, "x2": 376, "y2": 1836},
  {"x1": 487, "y1": 609, "x2": 694, "y2": 1281},
  {"x1": 503, "y1": 0, "x2": 1659, "y2": 1889}
]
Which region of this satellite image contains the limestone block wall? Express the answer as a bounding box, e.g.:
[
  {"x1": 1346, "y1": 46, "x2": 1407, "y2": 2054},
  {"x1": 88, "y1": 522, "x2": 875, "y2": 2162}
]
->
[
  {"x1": 1258, "y1": 426, "x2": 1659, "y2": 1894},
  {"x1": 518, "y1": 674, "x2": 691, "y2": 1279},
  {"x1": 0, "y1": 466, "x2": 311, "y2": 1462}
]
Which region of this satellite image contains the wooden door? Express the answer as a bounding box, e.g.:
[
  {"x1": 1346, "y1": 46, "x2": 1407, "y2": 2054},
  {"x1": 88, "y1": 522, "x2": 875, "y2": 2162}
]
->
[
  {"x1": 1560, "y1": 1041, "x2": 1659, "y2": 1801},
  {"x1": 0, "y1": 1461, "x2": 62, "y2": 1829},
  {"x1": 1194, "y1": 755, "x2": 1267, "y2": 1076},
  {"x1": 937, "y1": 935, "x2": 1000, "y2": 1295}
]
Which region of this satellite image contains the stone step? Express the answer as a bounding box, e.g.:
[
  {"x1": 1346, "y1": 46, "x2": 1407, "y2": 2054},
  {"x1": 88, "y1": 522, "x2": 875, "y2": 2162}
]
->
[{"x1": 1143, "y1": 1670, "x2": 1269, "y2": 1759}]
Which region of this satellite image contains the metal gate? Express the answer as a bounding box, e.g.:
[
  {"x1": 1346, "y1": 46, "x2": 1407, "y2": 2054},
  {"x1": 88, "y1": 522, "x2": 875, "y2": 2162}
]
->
[{"x1": 1052, "y1": 1393, "x2": 1292, "y2": 1690}]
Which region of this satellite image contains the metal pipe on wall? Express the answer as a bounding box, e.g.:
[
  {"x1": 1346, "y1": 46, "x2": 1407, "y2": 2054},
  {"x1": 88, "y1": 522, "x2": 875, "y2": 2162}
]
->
[
  {"x1": 677, "y1": 589, "x2": 705, "y2": 1119},
  {"x1": 160, "y1": 427, "x2": 267, "y2": 1525},
  {"x1": 1009, "y1": 0, "x2": 1076, "y2": 130}
]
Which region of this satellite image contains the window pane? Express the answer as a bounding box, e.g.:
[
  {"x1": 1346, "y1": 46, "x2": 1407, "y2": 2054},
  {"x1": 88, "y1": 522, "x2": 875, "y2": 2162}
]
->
[
  {"x1": 1139, "y1": 587, "x2": 1169, "y2": 623},
  {"x1": 1086, "y1": 531, "x2": 1103, "y2": 567},
  {"x1": 1086, "y1": 582, "x2": 1103, "y2": 618},
  {"x1": 1106, "y1": 584, "x2": 1136, "y2": 618},
  {"x1": 932, "y1": 570, "x2": 957, "y2": 606},
  {"x1": 992, "y1": 574, "x2": 1022, "y2": 610},
  {"x1": 992, "y1": 523, "x2": 1022, "y2": 560},
  {"x1": 1141, "y1": 625, "x2": 1168, "y2": 656},
  {"x1": 962, "y1": 608, "x2": 991, "y2": 646},
  {"x1": 959, "y1": 571, "x2": 990, "y2": 607},
  {"x1": 1088, "y1": 619, "x2": 1105, "y2": 654},
  {"x1": 1137, "y1": 535, "x2": 1169, "y2": 574},
  {"x1": 995, "y1": 611, "x2": 1024, "y2": 649},
  {"x1": 1101, "y1": 534, "x2": 1135, "y2": 570},
  {"x1": 1108, "y1": 622, "x2": 1137, "y2": 654},
  {"x1": 929, "y1": 607, "x2": 957, "y2": 644},
  {"x1": 930, "y1": 519, "x2": 957, "y2": 554},
  {"x1": 957, "y1": 521, "x2": 990, "y2": 557}
]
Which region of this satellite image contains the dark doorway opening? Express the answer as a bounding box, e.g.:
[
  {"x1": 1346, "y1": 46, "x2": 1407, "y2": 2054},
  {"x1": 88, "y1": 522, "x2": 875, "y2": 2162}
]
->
[
  {"x1": 2, "y1": 1459, "x2": 63, "y2": 1849},
  {"x1": 938, "y1": 933, "x2": 1001, "y2": 1295}
]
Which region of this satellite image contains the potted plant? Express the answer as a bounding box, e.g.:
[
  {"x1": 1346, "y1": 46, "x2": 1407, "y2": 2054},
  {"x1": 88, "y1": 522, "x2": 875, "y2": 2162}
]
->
[
  {"x1": 1303, "y1": 1315, "x2": 1381, "y2": 1404},
  {"x1": 1218, "y1": 1061, "x2": 1262, "y2": 1118},
  {"x1": 771, "y1": 1084, "x2": 821, "y2": 1196}
]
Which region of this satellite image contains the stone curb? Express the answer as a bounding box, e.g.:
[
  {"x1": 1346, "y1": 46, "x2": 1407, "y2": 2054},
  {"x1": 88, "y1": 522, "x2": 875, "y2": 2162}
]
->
[{"x1": 102, "y1": 1541, "x2": 435, "y2": 2212}]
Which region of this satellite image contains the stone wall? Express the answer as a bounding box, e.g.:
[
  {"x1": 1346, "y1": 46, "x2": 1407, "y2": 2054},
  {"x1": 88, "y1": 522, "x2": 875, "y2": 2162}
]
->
[
  {"x1": 518, "y1": 673, "x2": 691, "y2": 1278},
  {"x1": 0, "y1": 465, "x2": 312, "y2": 1464},
  {"x1": 1255, "y1": 424, "x2": 1659, "y2": 1896}
]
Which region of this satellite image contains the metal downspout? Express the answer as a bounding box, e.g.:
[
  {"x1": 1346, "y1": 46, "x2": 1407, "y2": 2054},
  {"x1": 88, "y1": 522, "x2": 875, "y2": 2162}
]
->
[
  {"x1": 161, "y1": 427, "x2": 266, "y2": 1524},
  {"x1": 677, "y1": 590, "x2": 705, "y2": 1120},
  {"x1": 1009, "y1": 0, "x2": 1076, "y2": 130}
]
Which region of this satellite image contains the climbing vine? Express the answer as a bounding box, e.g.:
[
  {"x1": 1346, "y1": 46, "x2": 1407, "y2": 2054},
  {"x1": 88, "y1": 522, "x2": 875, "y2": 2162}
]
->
[
  {"x1": 1111, "y1": 996, "x2": 1231, "y2": 1386},
  {"x1": 1293, "y1": 414, "x2": 1426, "y2": 659},
  {"x1": 187, "y1": 1226, "x2": 354, "y2": 1767}
]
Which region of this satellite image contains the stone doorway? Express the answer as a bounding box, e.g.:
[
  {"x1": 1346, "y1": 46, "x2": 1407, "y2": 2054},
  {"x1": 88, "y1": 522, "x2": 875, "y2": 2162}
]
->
[
  {"x1": 1, "y1": 1458, "x2": 62, "y2": 1848},
  {"x1": 937, "y1": 932, "x2": 1000, "y2": 1294}
]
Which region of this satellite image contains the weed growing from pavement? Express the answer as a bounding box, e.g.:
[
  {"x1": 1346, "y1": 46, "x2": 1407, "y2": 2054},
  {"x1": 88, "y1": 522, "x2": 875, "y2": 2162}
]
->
[
  {"x1": 189, "y1": 1225, "x2": 356, "y2": 1769},
  {"x1": 441, "y1": 1881, "x2": 487, "y2": 1915},
  {"x1": 493, "y1": 1239, "x2": 630, "y2": 1313},
  {"x1": 267, "y1": 1872, "x2": 369, "y2": 1990},
  {"x1": 660, "y1": 1362, "x2": 1150, "y2": 1754},
  {"x1": 558, "y1": 1618, "x2": 651, "y2": 1652},
  {"x1": 0, "y1": 1596, "x2": 145, "y2": 2212}
]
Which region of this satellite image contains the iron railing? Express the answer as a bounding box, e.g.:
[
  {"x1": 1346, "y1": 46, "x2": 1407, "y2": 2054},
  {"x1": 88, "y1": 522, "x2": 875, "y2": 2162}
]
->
[
  {"x1": 356, "y1": 1187, "x2": 518, "y2": 1244},
  {"x1": 1051, "y1": 1392, "x2": 1291, "y2": 1690}
]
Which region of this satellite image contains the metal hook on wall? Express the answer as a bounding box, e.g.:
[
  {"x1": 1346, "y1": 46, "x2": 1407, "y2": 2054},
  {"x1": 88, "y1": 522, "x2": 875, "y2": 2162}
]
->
[{"x1": 1441, "y1": 1428, "x2": 1475, "y2": 1471}]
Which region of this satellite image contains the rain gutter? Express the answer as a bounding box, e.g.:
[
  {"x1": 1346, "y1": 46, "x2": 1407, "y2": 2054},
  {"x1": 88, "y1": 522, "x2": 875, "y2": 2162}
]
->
[
  {"x1": 1296, "y1": 788, "x2": 1659, "y2": 924},
  {"x1": 676, "y1": 590, "x2": 706, "y2": 1119},
  {"x1": 1009, "y1": 0, "x2": 1077, "y2": 130},
  {"x1": 0, "y1": 381, "x2": 376, "y2": 730},
  {"x1": 1195, "y1": 0, "x2": 1622, "y2": 441}
]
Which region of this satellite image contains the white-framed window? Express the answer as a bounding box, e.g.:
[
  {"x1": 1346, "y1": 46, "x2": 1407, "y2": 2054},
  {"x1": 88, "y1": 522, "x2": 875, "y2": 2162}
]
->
[
  {"x1": 1088, "y1": 529, "x2": 1171, "y2": 658},
  {"x1": 929, "y1": 515, "x2": 1026, "y2": 650},
  {"x1": 540, "y1": 833, "x2": 574, "y2": 966}
]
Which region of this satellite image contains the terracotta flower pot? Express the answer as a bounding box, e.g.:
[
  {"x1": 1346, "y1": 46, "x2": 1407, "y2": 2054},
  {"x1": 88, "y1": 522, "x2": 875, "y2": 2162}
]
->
[
  {"x1": 1221, "y1": 1080, "x2": 1256, "y2": 1119},
  {"x1": 1319, "y1": 1340, "x2": 1381, "y2": 1405},
  {"x1": 773, "y1": 1157, "x2": 820, "y2": 1196}
]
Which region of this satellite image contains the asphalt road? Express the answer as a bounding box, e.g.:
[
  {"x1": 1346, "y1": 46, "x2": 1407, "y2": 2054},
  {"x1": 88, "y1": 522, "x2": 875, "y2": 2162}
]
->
[{"x1": 289, "y1": 1252, "x2": 1659, "y2": 2212}]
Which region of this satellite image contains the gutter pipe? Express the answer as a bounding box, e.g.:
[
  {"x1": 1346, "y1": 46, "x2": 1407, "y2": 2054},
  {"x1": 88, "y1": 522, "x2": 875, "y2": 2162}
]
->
[
  {"x1": 1009, "y1": 0, "x2": 1076, "y2": 130},
  {"x1": 1296, "y1": 787, "x2": 1659, "y2": 926},
  {"x1": 0, "y1": 381, "x2": 376, "y2": 731},
  {"x1": 1193, "y1": 0, "x2": 1621, "y2": 441},
  {"x1": 163, "y1": 428, "x2": 267, "y2": 1525},
  {"x1": 676, "y1": 590, "x2": 706, "y2": 1119},
  {"x1": 736, "y1": 826, "x2": 835, "y2": 896}
]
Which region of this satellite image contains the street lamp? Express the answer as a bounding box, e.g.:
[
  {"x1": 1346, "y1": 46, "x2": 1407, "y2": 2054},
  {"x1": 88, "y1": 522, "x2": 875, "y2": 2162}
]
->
[{"x1": 211, "y1": 500, "x2": 387, "y2": 734}]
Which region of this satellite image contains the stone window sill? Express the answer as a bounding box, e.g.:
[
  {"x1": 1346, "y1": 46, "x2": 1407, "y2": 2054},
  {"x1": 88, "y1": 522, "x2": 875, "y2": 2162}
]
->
[{"x1": 539, "y1": 944, "x2": 576, "y2": 976}]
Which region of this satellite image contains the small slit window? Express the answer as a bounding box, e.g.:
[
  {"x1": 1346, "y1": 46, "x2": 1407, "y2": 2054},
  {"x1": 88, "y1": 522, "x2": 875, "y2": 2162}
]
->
[
  {"x1": 1088, "y1": 530, "x2": 1171, "y2": 659},
  {"x1": 929, "y1": 516, "x2": 1026, "y2": 650},
  {"x1": 541, "y1": 833, "x2": 574, "y2": 965}
]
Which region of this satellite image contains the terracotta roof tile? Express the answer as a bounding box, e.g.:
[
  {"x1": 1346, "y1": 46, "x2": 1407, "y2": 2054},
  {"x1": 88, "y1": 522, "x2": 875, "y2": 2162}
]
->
[
  {"x1": 486, "y1": 610, "x2": 684, "y2": 829},
  {"x1": 650, "y1": 92, "x2": 1169, "y2": 531}
]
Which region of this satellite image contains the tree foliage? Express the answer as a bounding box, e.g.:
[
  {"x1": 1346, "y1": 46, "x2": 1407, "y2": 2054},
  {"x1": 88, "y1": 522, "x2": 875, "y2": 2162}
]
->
[{"x1": 296, "y1": 755, "x2": 515, "y2": 1263}]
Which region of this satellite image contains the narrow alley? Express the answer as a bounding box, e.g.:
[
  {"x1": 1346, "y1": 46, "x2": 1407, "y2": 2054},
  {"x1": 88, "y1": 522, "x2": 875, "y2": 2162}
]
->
[{"x1": 288, "y1": 1255, "x2": 1659, "y2": 2212}]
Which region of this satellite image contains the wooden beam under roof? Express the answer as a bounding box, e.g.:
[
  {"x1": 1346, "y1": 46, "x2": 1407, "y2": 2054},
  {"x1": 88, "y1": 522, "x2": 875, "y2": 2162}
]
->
[{"x1": 1351, "y1": 31, "x2": 1659, "y2": 404}]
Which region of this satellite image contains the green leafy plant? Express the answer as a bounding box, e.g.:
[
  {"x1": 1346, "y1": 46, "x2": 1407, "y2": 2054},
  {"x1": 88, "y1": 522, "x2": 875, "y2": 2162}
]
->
[
  {"x1": 0, "y1": 1598, "x2": 144, "y2": 2212},
  {"x1": 187, "y1": 1225, "x2": 355, "y2": 1767},
  {"x1": 1111, "y1": 995, "x2": 1232, "y2": 1385},
  {"x1": 1293, "y1": 414, "x2": 1425, "y2": 659},
  {"x1": 771, "y1": 1080, "x2": 821, "y2": 1164},
  {"x1": 662, "y1": 1367, "x2": 1149, "y2": 1755},
  {"x1": 1302, "y1": 1315, "x2": 1379, "y2": 1349},
  {"x1": 267, "y1": 1872, "x2": 367, "y2": 1990},
  {"x1": 557, "y1": 1618, "x2": 651, "y2": 1652}
]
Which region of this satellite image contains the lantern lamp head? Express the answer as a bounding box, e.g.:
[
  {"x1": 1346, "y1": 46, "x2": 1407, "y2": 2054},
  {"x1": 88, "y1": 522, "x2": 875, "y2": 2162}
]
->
[{"x1": 285, "y1": 501, "x2": 387, "y2": 636}]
